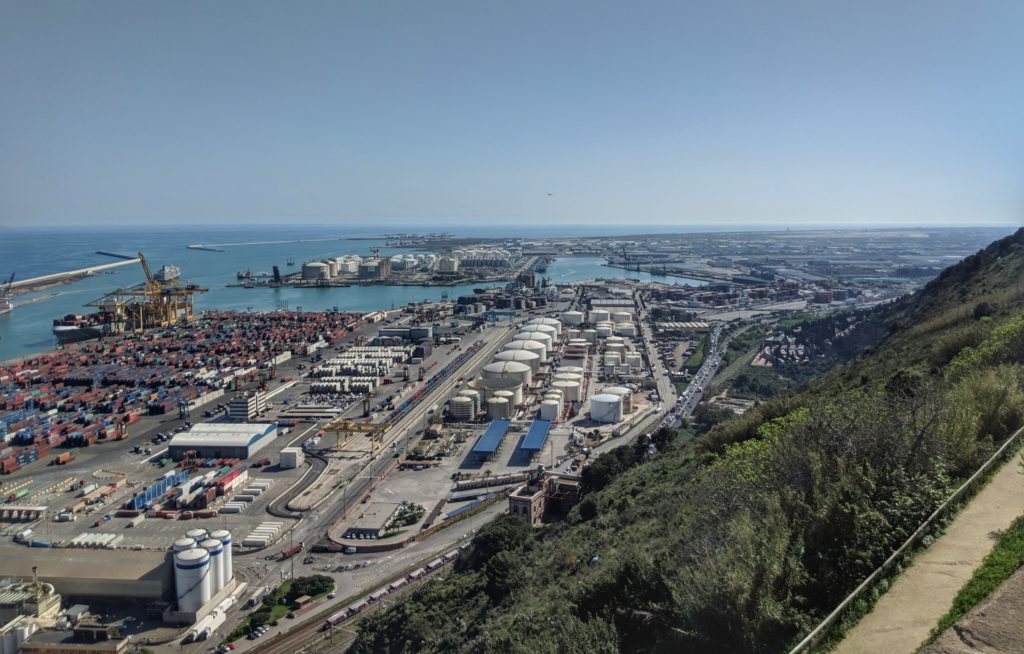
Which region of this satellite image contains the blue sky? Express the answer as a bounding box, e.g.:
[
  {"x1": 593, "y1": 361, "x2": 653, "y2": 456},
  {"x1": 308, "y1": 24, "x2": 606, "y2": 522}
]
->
[{"x1": 1, "y1": 1, "x2": 1022, "y2": 228}]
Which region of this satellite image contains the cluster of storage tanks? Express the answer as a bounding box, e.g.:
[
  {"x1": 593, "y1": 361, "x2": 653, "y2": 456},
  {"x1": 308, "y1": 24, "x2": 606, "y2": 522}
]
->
[
  {"x1": 561, "y1": 310, "x2": 636, "y2": 337},
  {"x1": 451, "y1": 247, "x2": 514, "y2": 268},
  {"x1": 302, "y1": 255, "x2": 363, "y2": 280},
  {"x1": 389, "y1": 253, "x2": 438, "y2": 270},
  {"x1": 590, "y1": 386, "x2": 634, "y2": 423},
  {"x1": 173, "y1": 528, "x2": 234, "y2": 614},
  {"x1": 457, "y1": 318, "x2": 562, "y2": 421}
]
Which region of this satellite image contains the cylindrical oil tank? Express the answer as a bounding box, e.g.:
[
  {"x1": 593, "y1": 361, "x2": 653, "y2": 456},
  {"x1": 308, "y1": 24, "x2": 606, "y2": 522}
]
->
[
  {"x1": 528, "y1": 323, "x2": 558, "y2": 342},
  {"x1": 210, "y1": 529, "x2": 233, "y2": 584},
  {"x1": 474, "y1": 376, "x2": 523, "y2": 401},
  {"x1": 591, "y1": 394, "x2": 624, "y2": 423},
  {"x1": 567, "y1": 338, "x2": 590, "y2": 349},
  {"x1": 527, "y1": 317, "x2": 562, "y2": 336},
  {"x1": 561, "y1": 311, "x2": 584, "y2": 326},
  {"x1": 565, "y1": 328, "x2": 581, "y2": 340},
  {"x1": 612, "y1": 311, "x2": 632, "y2": 323},
  {"x1": 457, "y1": 389, "x2": 482, "y2": 413},
  {"x1": 323, "y1": 259, "x2": 339, "y2": 277},
  {"x1": 553, "y1": 372, "x2": 582, "y2": 384},
  {"x1": 173, "y1": 537, "x2": 197, "y2": 553},
  {"x1": 539, "y1": 400, "x2": 560, "y2": 421},
  {"x1": 607, "y1": 343, "x2": 626, "y2": 355},
  {"x1": 503, "y1": 339, "x2": 547, "y2": 362},
  {"x1": 589, "y1": 309, "x2": 610, "y2": 323},
  {"x1": 551, "y1": 380, "x2": 580, "y2": 402},
  {"x1": 175, "y1": 548, "x2": 213, "y2": 613},
  {"x1": 625, "y1": 353, "x2": 643, "y2": 369},
  {"x1": 482, "y1": 361, "x2": 532, "y2": 387},
  {"x1": 595, "y1": 323, "x2": 613, "y2": 338},
  {"x1": 602, "y1": 386, "x2": 634, "y2": 413},
  {"x1": 487, "y1": 397, "x2": 510, "y2": 419},
  {"x1": 604, "y1": 352, "x2": 622, "y2": 365},
  {"x1": 493, "y1": 390, "x2": 515, "y2": 407},
  {"x1": 557, "y1": 365, "x2": 585, "y2": 375},
  {"x1": 544, "y1": 393, "x2": 564, "y2": 412},
  {"x1": 200, "y1": 538, "x2": 225, "y2": 593},
  {"x1": 616, "y1": 323, "x2": 637, "y2": 337},
  {"x1": 450, "y1": 396, "x2": 476, "y2": 421},
  {"x1": 186, "y1": 528, "x2": 208, "y2": 543},
  {"x1": 582, "y1": 329, "x2": 597, "y2": 343},
  {"x1": 513, "y1": 331, "x2": 553, "y2": 356},
  {"x1": 493, "y1": 349, "x2": 540, "y2": 372},
  {"x1": 302, "y1": 261, "x2": 330, "y2": 281}
]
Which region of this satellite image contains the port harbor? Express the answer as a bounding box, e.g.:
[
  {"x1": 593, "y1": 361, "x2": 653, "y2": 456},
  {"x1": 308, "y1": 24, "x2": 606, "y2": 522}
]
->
[{"x1": 0, "y1": 226, "x2": 1011, "y2": 653}]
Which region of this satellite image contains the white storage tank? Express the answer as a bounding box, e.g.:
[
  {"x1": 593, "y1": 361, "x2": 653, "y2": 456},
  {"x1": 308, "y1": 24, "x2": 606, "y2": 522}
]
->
[
  {"x1": 625, "y1": 353, "x2": 643, "y2": 370},
  {"x1": 616, "y1": 323, "x2": 636, "y2": 337},
  {"x1": 557, "y1": 365, "x2": 585, "y2": 374},
  {"x1": 323, "y1": 259, "x2": 339, "y2": 277},
  {"x1": 200, "y1": 538, "x2": 225, "y2": 594},
  {"x1": 173, "y1": 537, "x2": 197, "y2": 553},
  {"x1": 551, "y1": 380, "x2": 580, "y2": 402},
  {"x1": 301, "y1": 261, "x2": 330, "y2": 281},
  {"x1": 595, "y1": 323, "x2": 613, "y2": 338},
  {"x1": 589, "y1": 309, "x2": 610, "y2": 323},
  {"x1": 553, "y1": 372, "x2": 583, "y2": 384},
  {"x1": 539, "y1": 400, "x2": 560, "y2": 421},
  {"x1": 457, "y1": 389, "x2": 482, "y2": 413},
  {"x1": 527, "y1": 317, "x2": 563, "y2": 336},
  {"x1": 450, "y1": 396, "x2": 476, "y2": 421},
  {"x1": 561, "y1": 311, "x2": 584, "y2": 326},
  {"x1": 582, "y1": 329, "x2": 597, "y2": 343},
  {"x1": 544, "y1": 393, "x2": 564, "y2": 411},
  {"x1": 186, "y1": 528, "x2": 208, "y2": 543},
  {"x1": 612, "y1": 311, "x2": 632, "y2": 323},
  {"x1": 210, "y1": 529, "x2": 233, "y2": 585},
  {"x1": 513, "y1": 331, "x2": 553, "y2": 356},
  {"x1": 602, "y1": 386, "x2": 634, "y2": 413},
  {"x1": 503, "y1": 339, "x2": 547, "y2": 362},
  {"x1": 604, "y1": 352, "x2": 622, "y2": 365},
  {"x1": 591, "y1": 394, "x2": 624, "y2": 423},
  {"x1": 175, "y1": 548, "x2": 213, "y2": 613},
  {"x1": 482, "y1": 361, "x2": 532, "y2": 387},
  {"x1": 493, "y1": 390, "x2": 515, "y2": 407},
  {"x1": 487, "y1": 397, "x2": 510, "y2": 419},
  {"x1": 493, "y1": 349, "x2": 541, "y2": 372},
  {"x1": 528, "y1": 323, "x2": 558, "y2": 342}
]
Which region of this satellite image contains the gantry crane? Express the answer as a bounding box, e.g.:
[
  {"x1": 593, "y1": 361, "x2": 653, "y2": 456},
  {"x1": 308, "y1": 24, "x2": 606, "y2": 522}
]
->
[
  {"x1": 323, "y1": 418, "x2": 388, "y2": 453},
  {"x1": 85, "y1": 252, "x2": 207, "y2": 332},
  {"x1": 0, "y1": 273, "x2": 14, "y2": 298}
]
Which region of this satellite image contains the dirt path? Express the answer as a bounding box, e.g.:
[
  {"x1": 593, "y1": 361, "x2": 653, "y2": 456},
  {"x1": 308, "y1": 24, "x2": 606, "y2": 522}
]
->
[{"x1": 833, "y1": 454, "x2": 1024, "y2": 654}]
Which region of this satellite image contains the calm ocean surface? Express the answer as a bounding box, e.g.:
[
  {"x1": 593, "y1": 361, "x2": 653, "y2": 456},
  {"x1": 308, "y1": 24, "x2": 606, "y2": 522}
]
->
[{"x1": 0, "y1": 225, "x2": 706, "y2": 359}]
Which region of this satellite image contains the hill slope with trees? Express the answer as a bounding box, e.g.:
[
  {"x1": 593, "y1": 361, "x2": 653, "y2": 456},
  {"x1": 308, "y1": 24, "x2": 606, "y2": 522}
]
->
[{"x1": 349, "y1": 228, "x2": 1024, "y2": 654}]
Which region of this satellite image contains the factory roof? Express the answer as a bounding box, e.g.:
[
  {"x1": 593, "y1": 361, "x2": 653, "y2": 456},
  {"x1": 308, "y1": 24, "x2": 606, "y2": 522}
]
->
[
  {"x1": 0, "y1": 548, "x2": 168, "y2": 585},
  {"x1": 471, "y1": 420, "x2": 511, "y2": 455},
  {"x1": 351, "y1": 502, "x2": 400, "y2": 532},
  {"x1": 520, "y1": 420, "x2": 551, "y2": 453},
  {"x1": 170, "y1": 423, "x2": 276, "y2": 448}
]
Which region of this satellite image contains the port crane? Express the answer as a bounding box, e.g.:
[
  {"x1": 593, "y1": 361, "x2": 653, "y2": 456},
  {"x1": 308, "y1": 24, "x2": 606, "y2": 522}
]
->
[
  {"x1": 323, "y1": 418, "x2": 388, "y2": 453},
  {"x1": 85, "y1": 252, "x2": 208, "y2": 332}
]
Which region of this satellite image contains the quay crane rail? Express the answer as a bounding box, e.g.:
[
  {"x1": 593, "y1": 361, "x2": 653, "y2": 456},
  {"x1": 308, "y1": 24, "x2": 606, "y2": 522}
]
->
[{"x1": 323, "y1": 418, "x2": 388, "y2": 453}]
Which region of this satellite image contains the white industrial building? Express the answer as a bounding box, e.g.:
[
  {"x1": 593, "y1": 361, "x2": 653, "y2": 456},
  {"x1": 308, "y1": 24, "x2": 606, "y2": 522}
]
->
[{"x1": 168, "y1": 423, "x2": 277, "y2": 460}]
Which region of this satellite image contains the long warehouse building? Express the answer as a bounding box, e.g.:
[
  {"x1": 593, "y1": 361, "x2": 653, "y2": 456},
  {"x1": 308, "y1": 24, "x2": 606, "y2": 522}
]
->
[{"x1": 168, "y1": 423, "x2": 277, "y2": 460}]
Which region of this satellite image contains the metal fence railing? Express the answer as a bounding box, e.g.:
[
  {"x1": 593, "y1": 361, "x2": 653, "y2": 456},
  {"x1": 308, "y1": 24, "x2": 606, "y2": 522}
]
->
[{"x1": 788, "y1": 424, "x2": 1024, "y2": 654}]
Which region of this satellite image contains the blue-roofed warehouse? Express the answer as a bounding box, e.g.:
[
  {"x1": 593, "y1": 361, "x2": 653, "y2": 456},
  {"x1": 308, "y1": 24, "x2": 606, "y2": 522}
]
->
[
  {"x1": 520, "y1": 420, "x2": 551, "y2": 459},
  {"x1": 470, "y1": 420, "x2": 511, "y2": 461}
]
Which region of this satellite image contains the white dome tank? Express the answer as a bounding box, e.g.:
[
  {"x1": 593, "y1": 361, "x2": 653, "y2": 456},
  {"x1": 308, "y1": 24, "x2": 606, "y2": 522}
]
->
[
  {"x1": 602, "y1": 386, "x2": 634, "y2": 413},
  {"x1": 457, "y1": 389, "x2": 482, "y2": 413},
  {"x1": 561, "y1": 311, "x2": 584, "y2": 326},
  {"x1": 503, "y1": 339, "x2": 547, "y2": 362},
  {"x1": 527, "y1": 317, "x2": 562, "y2": 336},
  {"x1": 200, "y1": 538, "x2": 225, "y2": 593},
  {"x1": 551, "y1": 380, "x2": 580, "y2": 402},
  {"x1": 612, "y1": 311, "x2": 632, "y2": 323},
  {"x1": 595, "y1": 324, "x2": 613, "y2": 338},
  {"x1": 528, "y1": 323, "x2": 558, "y2": 341},
  {"x1": 553, "y1": 372, "x2": 582, "y2": 384},
  {"x1": 175, "y1": 548, "x2": 212, "y2": 613},
  {"x1": 557, "y1": 365, "x2": 585, "y2": 374},
  {"x1": 482, "y1": 361, "x2": 532, "y2": 386},
  {"x1": 589, "y1": 309, "x2": 610, "y2": 323},
  {"x1": 173, "y1": 537, "x2": 197, "y2": 553},
  {"x1": 210, "y1": 529, "x2": 233, "y2": 586},
  {"x1": 493, "y1": 349, "x2": 541, "y2": 372},
  {"x1": 616, "y1": 323, "x2": 637, "y2": 337},
  {"x1": 591, "y1": 394, "x2": 624, "y2": 423},
  {"x1": 186, "y1": 528, "x2": 208, "y2": 543},
  {"x1": 582, "y1": 329, "x2": 597, "y2": 343},
  {"x1": 514, "y1": 331, "x2": 553, "y2": 353}
]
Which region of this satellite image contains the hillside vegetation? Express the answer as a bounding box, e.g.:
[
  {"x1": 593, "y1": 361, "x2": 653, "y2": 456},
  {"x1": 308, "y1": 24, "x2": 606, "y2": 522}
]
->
[{"x1": 349, "y1": 229, "x2": 1024, "y2": 654}]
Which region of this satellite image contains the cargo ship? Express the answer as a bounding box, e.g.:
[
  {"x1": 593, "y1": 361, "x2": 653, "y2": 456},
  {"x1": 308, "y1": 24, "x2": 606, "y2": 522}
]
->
[
  {"x1": 52, "y1": 312, "x2": 125, "y2": 345},
  {"x1": 154, "y1": 265, "x2": 181, "y2": 283}
]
